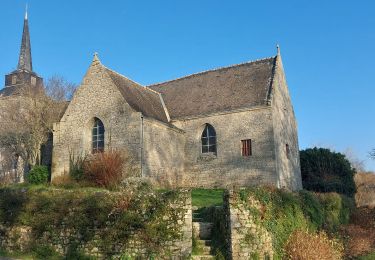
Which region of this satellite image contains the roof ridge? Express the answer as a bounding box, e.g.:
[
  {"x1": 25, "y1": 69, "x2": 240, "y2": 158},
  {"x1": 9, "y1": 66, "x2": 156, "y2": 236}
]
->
[
  {"x1": 147, "y1": 56, "x2": 276, "y2": 87},
  {"x1": 103, "y1": 65, "x2": 161, "y2": 95}
]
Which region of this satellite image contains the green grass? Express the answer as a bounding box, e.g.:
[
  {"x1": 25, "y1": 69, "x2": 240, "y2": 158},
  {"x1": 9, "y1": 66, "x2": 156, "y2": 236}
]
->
[
  {"x1": 0, "y1": 249, "x2": 35, "y2": 260},
  {"x1": 191, "y1": 188, "x2": 224, "y2": 208},
  {"x1": 358, "y1": 251, "x2": 375, "y2": 260}
]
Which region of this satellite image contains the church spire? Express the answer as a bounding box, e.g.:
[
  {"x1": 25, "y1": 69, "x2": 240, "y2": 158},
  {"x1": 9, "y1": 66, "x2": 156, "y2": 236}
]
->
[{"x1": 17, "y1": 5, "x2": 33, "y2": 72}]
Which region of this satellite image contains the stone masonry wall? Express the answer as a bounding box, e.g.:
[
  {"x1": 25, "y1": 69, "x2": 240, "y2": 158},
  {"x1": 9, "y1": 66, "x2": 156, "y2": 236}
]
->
[
  {"x1": 52, "y1": 59, "x2": 142, "y2": 179},
  {"x1": 143, "y1": 118, "x2": 186, "y2": 188},
  {"x1": 225, "y1": 190, "x2": 273, "y2": 260},
  {"x1": 270, "y1": 55, "x2": 302, "y2": 190},
  {"x1": 0, "y1": 190, "x2": 192, "y2": 259},
  {"x1": 172, "y1": 108, "x2": 278, "y2": 188}
]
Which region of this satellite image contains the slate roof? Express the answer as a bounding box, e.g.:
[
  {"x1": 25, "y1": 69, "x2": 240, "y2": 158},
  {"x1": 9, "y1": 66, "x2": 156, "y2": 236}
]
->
[
  {"x1": 104, "y1": 68, "x2": 169, "y2": 123},
  {"x1": 148, "y1": 57, "x2": 277, "y2": 119}
]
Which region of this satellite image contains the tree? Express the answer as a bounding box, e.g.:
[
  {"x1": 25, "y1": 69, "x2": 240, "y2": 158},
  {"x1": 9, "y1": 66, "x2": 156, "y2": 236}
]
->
[
  {"x1": 45, "y1": 75, "x2": 76, "y2": 101},
  {"x1": 343, "y1": 148, "x2": 365, "y2": 172},
  {"x1": 300, "y1": 147, "x2": 356, "y2": 197},
  {"x1": 370, "y1": 149, "x2": 375, "y2": 160},
  {"x1": 0, "y1": 76, "x2": 75, "y2": 173}
]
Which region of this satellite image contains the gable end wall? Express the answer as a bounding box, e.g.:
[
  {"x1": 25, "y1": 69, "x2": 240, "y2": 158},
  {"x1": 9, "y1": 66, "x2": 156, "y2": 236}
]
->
[
  {"x1": 52, "y1": 61, "x2": 142, "y2": 179},
  {"x1": 270, "y1": 55, "x2": 302, "y2": 190}
]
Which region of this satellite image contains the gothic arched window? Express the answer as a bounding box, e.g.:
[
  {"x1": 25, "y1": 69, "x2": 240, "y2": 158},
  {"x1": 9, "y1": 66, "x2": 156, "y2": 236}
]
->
[
  {"x1": 92, "y1": 118, "x2": 105, "y2": 153},
  {"x1": 201, "y1": 124, "x2": 217, "y2": 154}
]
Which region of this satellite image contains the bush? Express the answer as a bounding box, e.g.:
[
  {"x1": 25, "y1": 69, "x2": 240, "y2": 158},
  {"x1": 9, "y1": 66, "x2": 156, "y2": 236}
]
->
[
  {"x1": 318, "y1": 192, "x2": 354, "y2": 232},
  {"x1": 300, "y1": 147, "x2": 356, "y2": 197},
  {"x1": 285, "y1": 230, "x2": 343, "y2": 260},
  {"x1": 237, "y1": 187, "x2": 353, "y2": 258},
  {"x1": 0, "y1": 185, "x2": 186, "y2": 258},
  {"x1": 69, "y1": 153, "x2": 86, "y2": 181},
  {"x1": 84, "y1": 150, "x2": 124, "y2": 189},
  {"x1": 27, "y1": 165, "x2": 49, "y2": 184}
]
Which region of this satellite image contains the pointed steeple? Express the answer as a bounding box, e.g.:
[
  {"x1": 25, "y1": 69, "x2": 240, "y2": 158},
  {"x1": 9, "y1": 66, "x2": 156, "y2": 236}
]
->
[{"x1": 17, "y1": 5, "x2": 33, "y2": 72}]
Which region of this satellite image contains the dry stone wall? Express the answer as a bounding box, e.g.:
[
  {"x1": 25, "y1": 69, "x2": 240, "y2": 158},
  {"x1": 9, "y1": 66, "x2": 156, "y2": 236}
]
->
[
  {"x1": 0, "y1": 189, "x2": 192, "y2": 259},
  {"x1": 225, "y1": 190, "x2": 273, "y2": 260}
]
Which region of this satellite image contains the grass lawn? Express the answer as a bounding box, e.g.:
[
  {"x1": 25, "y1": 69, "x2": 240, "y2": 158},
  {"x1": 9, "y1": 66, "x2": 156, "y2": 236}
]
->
[
  {"x1": 358, "y1": 251, "x2": 375, "y2": 260},
  {"x1": 191, "y1": 188, "x2": 224, "y2": 208}
]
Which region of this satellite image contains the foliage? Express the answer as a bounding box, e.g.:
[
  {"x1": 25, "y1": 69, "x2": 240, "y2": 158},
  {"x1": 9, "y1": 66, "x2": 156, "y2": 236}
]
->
[
  {"x1": 83, "y1": 150, "x2": 124, "y2": 189},
  {"x1": 69, "y1": 152, "x2": 86, "y2": 181},
  {"x1": 32, "y1": 245, "x2": 61, "y2": 260},
  {"x1": 358, "y1": 251, "x2": 375, "y2": 260},
  {"x1": 191, "y1": 188, "x2": 224, "y2": 208},
  {"x1": 0, "y1": 184, "x2": 186, "y2": 258},
  {"x1": 237, "y1": 187, "x2": 353, "y2": 259},
  {"x1": 27, "y1": 165, "x2": 49, "y2": 184},
  {"x1": 300, "y1": 147, "x2": 356, "y2": 197},
  {"x1": 285, "y1": 230, "x2": 343, "y2": 260}
]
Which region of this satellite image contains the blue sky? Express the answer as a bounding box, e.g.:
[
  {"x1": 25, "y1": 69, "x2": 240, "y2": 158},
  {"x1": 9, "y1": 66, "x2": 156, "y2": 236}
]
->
[{"x1": 1, "y1": 1, "x2": 374, "y2": 170}]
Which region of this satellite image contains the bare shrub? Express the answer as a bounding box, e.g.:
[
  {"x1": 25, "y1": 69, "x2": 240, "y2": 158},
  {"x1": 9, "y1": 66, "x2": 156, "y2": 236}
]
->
[
  {"x1": 83, "y1": 150, "x2": 124, "y2": 189},
  {"x1": 51, "y1": 173, "x2": 75, "y2": 186},
  {"x1": 0, "y1": 173, "x2": 15, "y2": 186},
  {"x1": 355, "y1": 172, "x2": 375, "y2": 208},
  {"x1": 285, "y1": 230, "x2": 343, "y2": 260}
]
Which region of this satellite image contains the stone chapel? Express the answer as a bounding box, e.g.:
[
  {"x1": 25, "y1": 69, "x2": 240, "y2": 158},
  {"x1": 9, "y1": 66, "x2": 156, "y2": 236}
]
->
[
  {"x1": 1, "y1": 10, "x2": 303, "y2": 190},
  {"x1": 52, "y1": 50, "x2": 302, "y2": 190}
]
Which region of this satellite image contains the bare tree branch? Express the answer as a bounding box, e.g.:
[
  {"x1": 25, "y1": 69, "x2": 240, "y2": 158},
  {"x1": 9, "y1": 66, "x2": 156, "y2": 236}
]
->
[
  {"x1": 370, "y1": 149, "x2": 375, "y2": 160},
  {"x1": 0, "y1": 76, "x2": 73, "y2": 171}
]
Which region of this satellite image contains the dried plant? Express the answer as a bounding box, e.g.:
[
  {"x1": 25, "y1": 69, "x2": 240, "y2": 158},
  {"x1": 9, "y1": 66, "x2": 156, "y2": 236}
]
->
[
  {"x1": 83, "y1": 150, "x2": 124, "y2": 189},
  {"x1": 285, "y1": 230, "x2": 343, "y2": 260}
]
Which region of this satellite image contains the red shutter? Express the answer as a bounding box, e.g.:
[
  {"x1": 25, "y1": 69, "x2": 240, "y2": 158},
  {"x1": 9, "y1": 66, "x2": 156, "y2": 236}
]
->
[{"x1": 242, "y1": 139, "x2": 252, "y2": 156}]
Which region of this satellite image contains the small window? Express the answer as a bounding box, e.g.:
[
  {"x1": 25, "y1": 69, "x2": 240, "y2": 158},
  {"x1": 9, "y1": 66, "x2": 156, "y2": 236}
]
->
[
  {"x1": 201, "y1": 124, "x2": 216, "y2": 154},
  {"x1": 12, "y1": 76, "x2": 17, "y2": 85},
  {"x1": 31, "y1": 76, "x2": 36, "y2": 86},
  {"x1": 241, "y1": 139, "x2": 252, "y2": 156},
  {"x1": 92, "y1": 118, "x2": 105, "y2": 153},
  {"x1": 286, "y1": 144, "x2": 290, "y2": 158}
]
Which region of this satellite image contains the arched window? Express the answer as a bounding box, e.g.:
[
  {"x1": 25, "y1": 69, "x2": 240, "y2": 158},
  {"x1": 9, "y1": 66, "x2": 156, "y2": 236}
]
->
[
  {"x1": 201, "y1": 124, "x2": 216, "y2": 154},
  {"x1": 92, "y1": 118, "x2": 105, "y2": 153}
]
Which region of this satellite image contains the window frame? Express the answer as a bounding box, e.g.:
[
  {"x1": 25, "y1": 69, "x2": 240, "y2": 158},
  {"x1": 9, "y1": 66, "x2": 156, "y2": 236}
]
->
[
  {"x1": 241, "y1": 139, "x2": 252, "y2": 157},
  {"x1": 201, "y1": 124, "x2": 217, "y2": 154},
  {"x1": 92, "y1": 118, "x2": 105, "y2": 154}
]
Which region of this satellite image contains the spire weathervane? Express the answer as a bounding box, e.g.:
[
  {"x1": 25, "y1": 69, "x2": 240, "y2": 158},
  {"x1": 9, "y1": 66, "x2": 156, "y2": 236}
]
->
[{"x1": 25, "y1": 3, "x2": 28, "y2": 20}]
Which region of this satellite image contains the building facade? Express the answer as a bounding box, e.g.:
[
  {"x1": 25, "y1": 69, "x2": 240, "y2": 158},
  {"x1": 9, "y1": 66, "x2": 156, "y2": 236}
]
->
[{"x1": 52, "y1": 49, "x2": 302, "y2": 190}]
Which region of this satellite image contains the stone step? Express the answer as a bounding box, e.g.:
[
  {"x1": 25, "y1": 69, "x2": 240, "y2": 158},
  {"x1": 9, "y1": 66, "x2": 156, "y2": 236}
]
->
[
  {"x1": 192, "y1": 217, "x2": 204, "y2": 222},
  {"x1": 193, "y1": 222, "x2": 213, "y2": 240},
  {"x1": 201, "y1": 239, "x2": 212, "y2": 246},
  {"x1": 201, "y1": 245, "x2": 212, "y2": 254},
  {"x1": 191, "y1": 255, "x2": 214, "y2": 260}
]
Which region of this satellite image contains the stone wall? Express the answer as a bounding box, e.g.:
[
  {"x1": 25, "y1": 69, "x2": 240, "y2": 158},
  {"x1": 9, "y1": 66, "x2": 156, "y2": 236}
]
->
[
  {"x1": 270, "y1": 55, "x2": 302, "y2": 190},
  {"x1": 225, "y1": 190, "x2": 273, "y2": 260},
  {"x1": 0, "y1": 188, "x2": 192, "y2": 259},
  {"x1": 142, "y1": 117, "x2": 186, "y2": 187},
  {"x1": 172, "y1": 108, "x2": 278, "y2": 188},
  {"x1": 52, "y1": 58, "x2": 143, "y2": 179}
]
